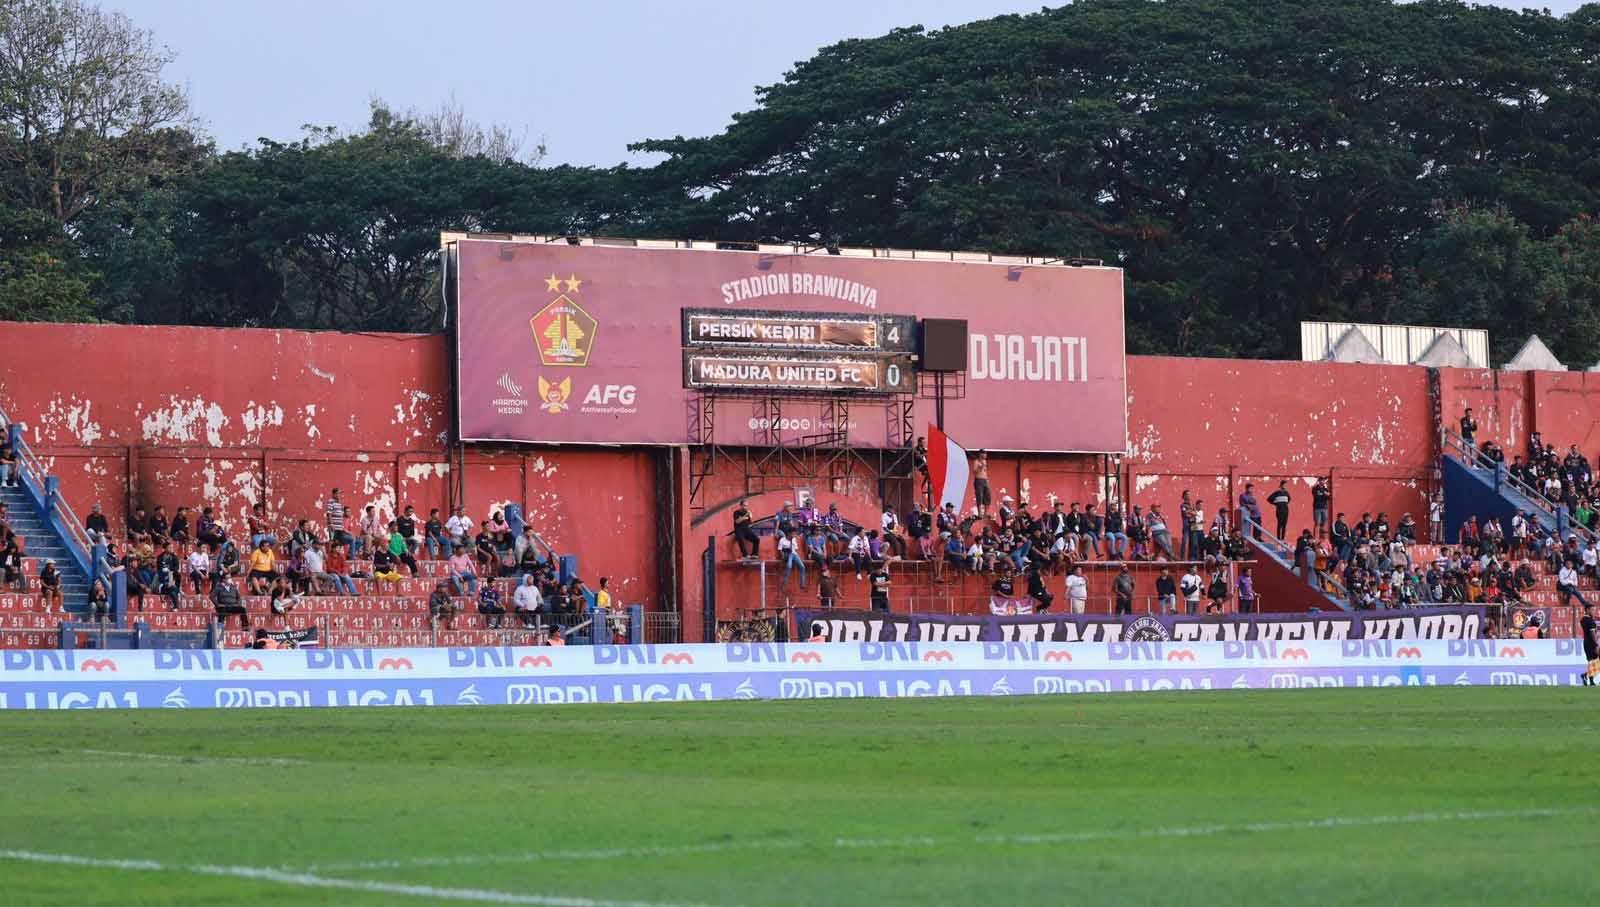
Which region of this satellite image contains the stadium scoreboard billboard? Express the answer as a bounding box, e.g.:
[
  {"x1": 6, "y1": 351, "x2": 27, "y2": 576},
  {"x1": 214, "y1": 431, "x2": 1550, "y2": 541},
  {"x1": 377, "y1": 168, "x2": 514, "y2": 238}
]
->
[{"x1": 451, "y1": 238, "x2": 1127, "y2": 452}]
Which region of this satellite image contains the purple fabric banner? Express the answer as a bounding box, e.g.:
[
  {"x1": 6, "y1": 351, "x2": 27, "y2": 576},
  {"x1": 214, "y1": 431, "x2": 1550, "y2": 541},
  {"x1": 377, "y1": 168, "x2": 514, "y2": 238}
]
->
[{"x1": 795, "y1": 607, "x2": 1486, "y2": 643}]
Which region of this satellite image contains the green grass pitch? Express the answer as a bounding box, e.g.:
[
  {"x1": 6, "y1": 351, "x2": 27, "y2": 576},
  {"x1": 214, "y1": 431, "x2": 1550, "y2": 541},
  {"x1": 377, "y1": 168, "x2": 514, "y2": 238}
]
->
[{"x1": 1, "y1": 689, "x2": 1597, "y2": 906}]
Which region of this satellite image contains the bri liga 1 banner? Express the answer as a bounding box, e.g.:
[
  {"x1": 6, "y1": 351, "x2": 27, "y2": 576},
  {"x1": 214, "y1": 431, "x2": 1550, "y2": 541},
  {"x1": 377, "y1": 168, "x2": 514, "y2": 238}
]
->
[{"x1": 794, "y1": 607, "x2": 1487, "y2": 643}]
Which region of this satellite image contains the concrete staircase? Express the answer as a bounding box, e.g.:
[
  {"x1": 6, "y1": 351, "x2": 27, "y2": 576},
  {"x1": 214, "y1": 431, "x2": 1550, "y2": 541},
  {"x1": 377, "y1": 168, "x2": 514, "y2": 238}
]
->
[{"x1": 0, "y1": 482, "x2": 91, "y2": 615}]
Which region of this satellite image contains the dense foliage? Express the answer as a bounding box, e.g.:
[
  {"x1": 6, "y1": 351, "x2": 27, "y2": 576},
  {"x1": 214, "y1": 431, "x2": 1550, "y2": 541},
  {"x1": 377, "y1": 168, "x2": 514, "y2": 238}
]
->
[{"x1": 5, "y1": 0, "x2": 1600, "y2": 361}]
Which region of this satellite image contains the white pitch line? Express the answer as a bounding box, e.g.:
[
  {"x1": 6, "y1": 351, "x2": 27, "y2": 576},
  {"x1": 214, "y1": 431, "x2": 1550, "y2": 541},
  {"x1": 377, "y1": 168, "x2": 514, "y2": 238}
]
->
[
  {"x1": 304, "y1": 806, "x2": 1596, "y2": 873},
  {"x1": 0, "y1": 849, "x2": 701, "y2": 907}
]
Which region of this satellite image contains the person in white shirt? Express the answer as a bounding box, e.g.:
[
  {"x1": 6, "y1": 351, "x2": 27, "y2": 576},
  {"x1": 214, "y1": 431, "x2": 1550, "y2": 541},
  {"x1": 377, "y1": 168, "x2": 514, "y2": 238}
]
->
[
  {"x1": 848, "y1": 530, "x2": 871, "y2": 579},
  {"x1": 446, "y1": 507, "x2": 474, "y2": 548},
  {"x1": 186, "y1": 546, "x2": 211, "y2": 594},
  {"x1": 1064, "y1": 565, "x2": 1088, "y2": 614},
  {"x1": 1179, "y1": 566, "x2": 1204, "y2": 616},
  {"x1": 777, "y1": 530, "x2": 806, "y2": 593},
  {"x1": 513, "y1": 574, "x2": 544, "y2": 628},
  {"x1": 1583, "y1": 544, "x2": 1598, "y2": 579},
  {"x1": 1558, "y1": 561, "x2": 1592, "y2": 607},
  {"x1": 880, "y1": 507, "x2": 907, "y2": 558},
  {"x1": 302, "y1": 541, "x2": 329, "y2": 595}
]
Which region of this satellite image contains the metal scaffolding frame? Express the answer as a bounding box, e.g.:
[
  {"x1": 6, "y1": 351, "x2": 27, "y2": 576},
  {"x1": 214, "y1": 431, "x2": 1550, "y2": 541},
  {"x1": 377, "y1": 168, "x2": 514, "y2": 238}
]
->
[{"x1": 687, "y1": 390, "x2": 916, "y2": 512}]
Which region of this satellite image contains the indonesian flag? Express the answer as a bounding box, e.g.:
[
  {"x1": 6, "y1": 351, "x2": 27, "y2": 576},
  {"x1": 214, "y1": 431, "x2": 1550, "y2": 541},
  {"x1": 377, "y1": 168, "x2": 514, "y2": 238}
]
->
[{"x1": 926, "y1": 424, "x2": 970, "y2": 516}]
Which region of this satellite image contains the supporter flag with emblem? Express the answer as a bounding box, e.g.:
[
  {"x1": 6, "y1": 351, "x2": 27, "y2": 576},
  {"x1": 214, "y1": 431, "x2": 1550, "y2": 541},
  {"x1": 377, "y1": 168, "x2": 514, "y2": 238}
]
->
[{"x1": 927, "y1": 424, "x2": 971, "y2": 516}]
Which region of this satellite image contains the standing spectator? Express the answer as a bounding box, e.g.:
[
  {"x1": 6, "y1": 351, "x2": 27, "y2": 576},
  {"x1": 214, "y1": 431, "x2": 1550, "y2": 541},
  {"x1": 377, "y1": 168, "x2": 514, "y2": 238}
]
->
[
  {"x1": 424, "y1": 508, "x2": 448, "y2": 560},
  {"x1": 1460, "y1": 407, "x2": 1477, "y2": 446},
  {"x1": 1187, "y1": 499, "x2": 1206, "y2": 562},
  {"x1": 186, "y1": 544, "x2": 212, "y2": 595},
  {"x1": 912, "y1": 436, "x2": 930, "y2": 500},
  {"x1": 88, "y1": 578, "x2": 110, "y2": 623},
  {"x1": 1113, "y1": 565, "x2": 1134, "y2": 615},
  {"x1": 817, "y1": 565, "x2": 837, "y2": 609},
  {"x1": 210, "y1": 572, "x2": 249, "y2": 631},
  {"x1": 1240, "y1": 483, "x2": 1263, "y2": 539},
  {"x1": 0, "y1": 433, "x2": 15, "y2": 486},
  {"x1": 731, "y1": 499, "x2": 758, "y2": 559},
  {"x1": 595, "y1": 576, "x2": 613, "y2": 611},
  {"x1": 1238, "y1": 567, "x2": 1257, "y2": 613},
  {"x1": 85, "y1": 503, "x2": 109, "y2": 542},
  {"x1": 1428, "y1": 494, "x2": 1444, "y2": 542},
  {"x1": 325, "y1": 488, "x2": 353, "y2": 555},
  {"x1": 1311, "y1": 478, "x2": 1331, "y2": 539},
  {"x1": 429, "y1": 581, "x2": 458, "y2": 630},
  {"x1": 247, "y1": 503, "x2": 274, "y2": 548},
  {"x1": 1025, "y1": 562, "x2": 1054, "y2": 611},
  {"x1": 448, "y1": 545, "x2": 479, "y2": 596},
  {"x1": 1207, "y1": 569, "x2": 1230, "y2": 612},
  {"x1": 868, "y1": 561, "x2": 891, "y2": 612},
  {"x1": 39, "y1": 560, "x2": 62, "y2": 613},
  {"x1": 1057, "y1": 564, "x2": 1084, "y2": 614},
  {"x1": 972, "y1": 450, "x2": 991, "y2": 519},
  {"x1": 513, "y1": 574, "x2": 544, "y2": 628},
  {"x1": 1180, "y1": 565, "x2": 1204, "y2": 615},
  {"x1": 1156, "y1": 566, "x2": 1178, "y2": 615},
  {"x1": 907, "y1": 502, "x2": 933, "y2": 558},
  {"x1": 478, "y1": 582, "x2": 505, "y2": 629}
]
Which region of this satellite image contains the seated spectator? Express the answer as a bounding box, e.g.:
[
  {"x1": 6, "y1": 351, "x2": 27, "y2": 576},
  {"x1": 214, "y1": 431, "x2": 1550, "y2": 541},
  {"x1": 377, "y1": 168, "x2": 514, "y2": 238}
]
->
[
  {"x1": 1, "y1": 534, "x2": 23, "y2": 592},
  {"x1": 126, "y1": 506, "x2": 149, "y2": 541},
  {"x1": 186, "y1": 544, "x2": 212, "y2": 595},
  {"x1": 210, "y1": 572, "x2": 249, "y2": 631},
  {"x1": 214, "y1": 538, "x2": 241, "y2": 580},
  {"x1": 196, "y1": 507, "x2": 226, "y2": 549},
  {"x1": 121, "y1": 546, "x2": 145, "y2": 609},
  {"x1": 39, "y1": 560, "x2": 62, "y2": 613},
  {"x1": 387, "y1": 521, "x2": 419, "y2": 577},
  {"x1": 170, "y1": 506, "x2": 191, "y2": 548},
  {"x1": 424, "y1": 508, "x2": 447, "y2": 559},
  {"x1": 268, "y1": 575, "x2": 301, "y2": 621},
  {"x1": 396, "y1": 505, "x2": 420, "y2": 556},
  {"x1": 880, "y1": 506, "x2": 907, "y2": 558},
  {"x1": 85, "y1": 503, "x2": 110, "y2": 542},
  {"x1": 370, "y1": 545, "x2": 404, "y2": 587},
  {"x1": 847, "y1": 528, "x2": 871, "y2": 579},
  {"x1": 323, "y1": 542, "x2": 358, "y2": 596},
  {"x1": 448, "y1": 545, "x2": 479, "y2": 596},
  {"x1": 360, "y1": 505, "x2": 384, "y2": 556},
  {"x1": 446, "y1": 506, "x2": 473, "y2": 550},
  {"x1": 489, "y1": 510, "x2": 513, "y2": 550},
  {"x1": 513, "y1": 573, "x2": 544, "y2": 629},
  {"x1": 155, "y1": 542, "x2": 181, "y2": 610},
  {"x1": 288, "y1": 519, "x2": 316, "y2": 558},
  {"x1": 429, "y1": 581, "x2": 458, "y2": 630},
  {"x1": 514, "y1": 526, "x2": 545, "y2": 574},
  {"x1": 88, "y1": 578, "x2": 110, "y2": 623},
  {"x1": 148, "y1": 505, "x2": 170, "y2": 544},
  {"x1": 478, "y1": 582, "x2": 505, "y2": 629},
  {"x1": 246, "y1": 540, "x2": 277, "y2": 596},
  {"x1": 301, "y1": 539, "x2": 330, "y2": 595},
  {"x1": 474, "y1": 522, "x2": 500, "y2": 578}
]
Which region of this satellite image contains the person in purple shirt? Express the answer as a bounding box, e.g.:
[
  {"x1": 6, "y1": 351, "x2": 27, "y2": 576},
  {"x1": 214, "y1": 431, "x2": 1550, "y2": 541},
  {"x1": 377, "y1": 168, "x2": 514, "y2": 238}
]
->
[
  {"x1": 1240, "y1": 483, "x2": 1263, "y2": 540},
  {"x1": 1237, "y1": 566, "x2": 1257, "y2": 613},
  {"x1": 868, "y1": 530, "x2": 885, "y2": 562}
]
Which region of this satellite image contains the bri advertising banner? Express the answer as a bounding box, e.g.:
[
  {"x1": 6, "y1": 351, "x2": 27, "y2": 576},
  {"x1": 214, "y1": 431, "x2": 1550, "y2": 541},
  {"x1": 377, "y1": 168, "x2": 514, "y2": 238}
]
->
[
  {"x1": 0, "y1": 635, "x2": 1580, "y2": 710},
  {"x1": 794, "y1": 607, "x2": 1487, "y2": 643}
]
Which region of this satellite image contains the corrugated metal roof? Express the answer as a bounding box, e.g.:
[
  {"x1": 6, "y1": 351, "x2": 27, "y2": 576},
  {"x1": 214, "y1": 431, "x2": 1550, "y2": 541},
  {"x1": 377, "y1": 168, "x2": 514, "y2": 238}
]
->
[{"x1": 1301, "y1": 321, "x2": 1489, "y2": 368}]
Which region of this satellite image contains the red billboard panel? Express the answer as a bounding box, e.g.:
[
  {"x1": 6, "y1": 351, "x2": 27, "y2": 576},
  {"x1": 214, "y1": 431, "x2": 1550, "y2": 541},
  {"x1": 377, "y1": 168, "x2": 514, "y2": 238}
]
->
[{"x1": 454, "y1": 240, "x2": 1127, "y2": 452}]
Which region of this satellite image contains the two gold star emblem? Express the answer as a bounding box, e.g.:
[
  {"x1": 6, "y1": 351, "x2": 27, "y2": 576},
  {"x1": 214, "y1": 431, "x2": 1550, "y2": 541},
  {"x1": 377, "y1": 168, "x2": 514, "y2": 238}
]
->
[{"x1": 544, "y1": 274, "x2": 583, "y2": 293}]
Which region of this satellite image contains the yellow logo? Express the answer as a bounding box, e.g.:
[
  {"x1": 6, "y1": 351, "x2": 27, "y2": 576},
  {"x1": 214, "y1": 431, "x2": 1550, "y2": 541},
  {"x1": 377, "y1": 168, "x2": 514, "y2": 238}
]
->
[
  {"x1": 530, "y1": 274, "x2": 596, "y2": 367},
  {"x1": 537, "y1": 376, "x2": 572, "y2": 414}
]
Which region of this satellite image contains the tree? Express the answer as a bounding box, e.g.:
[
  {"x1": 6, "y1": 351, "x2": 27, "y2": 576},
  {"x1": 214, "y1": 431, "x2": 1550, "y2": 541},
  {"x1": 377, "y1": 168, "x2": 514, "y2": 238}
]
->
[
  {"x1": 0, "y1": 203, "x2": 94, "y2": 321},
  {"x1": 0, "y1": 0, "x2": 192, "y2": 225}
]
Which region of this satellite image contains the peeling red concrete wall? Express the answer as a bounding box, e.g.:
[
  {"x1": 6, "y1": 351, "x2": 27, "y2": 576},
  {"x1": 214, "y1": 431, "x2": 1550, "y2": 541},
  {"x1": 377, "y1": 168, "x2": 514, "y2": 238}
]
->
[{"x1": 10, "y1": 322, "x2": 1600, "y2": 631}]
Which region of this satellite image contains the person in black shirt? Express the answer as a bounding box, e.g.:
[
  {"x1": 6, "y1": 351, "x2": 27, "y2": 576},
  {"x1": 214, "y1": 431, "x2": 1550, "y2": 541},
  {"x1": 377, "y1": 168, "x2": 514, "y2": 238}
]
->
[
  {"x1": 1581, "y1": 605, "x2": 1598, "y2": 686},
  {"x1": 868, "y1": 563, "x2": 891, "y2": 612},
  {"x1": 1267, "y1": 481, "x2": 1292, "y2": 539},
  {"x1": 1155, "y1": 567, "x2": 1177, "y2": 614},
  {"x1": 396, "y1": 506, "x2": 419, "y2": 556},
  {"x1": 0, "y1": 437, "x2": 16, "y2": 487},
  {"x1": 148, "y1": 505, "x2": 170, "y2": 543},
  {"x1": 1311, "y1": 478, "x2": 1331, "y2": 538},
  {"x1": 155, "y1": 543, "x2": 181, "y2": 610},
  {"x1": 731, "y1": 500, "x2": 758, "y2": 559},
  {"x1": 1460, "y1": 408, "x2": 1477, "y2": 446},
  {"x1": 1025, "y1": 563, "x2": 1053, "y2": 611},
  {"x1": 86, "y1": 503, "x2": 110, "y2": 541},
  {"x1": 170, "y1": 506, "x2": 191, "y2": 548},
  {"x1": 126, "y1": 506, "x2": 149, "y2": 541}
]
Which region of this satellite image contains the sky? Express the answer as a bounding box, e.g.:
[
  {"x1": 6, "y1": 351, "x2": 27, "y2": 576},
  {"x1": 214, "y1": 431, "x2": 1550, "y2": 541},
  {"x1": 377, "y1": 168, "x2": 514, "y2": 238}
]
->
[{"x1": 108, "y1": 0, "x2": 1588, "y2": 168}]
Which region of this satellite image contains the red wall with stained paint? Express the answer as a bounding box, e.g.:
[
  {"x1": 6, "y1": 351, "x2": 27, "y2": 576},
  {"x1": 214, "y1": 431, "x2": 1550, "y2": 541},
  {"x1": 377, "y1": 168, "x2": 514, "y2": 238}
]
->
[{"x1": 7, "y1": 321, "x2": 1600, "y2": 638}]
